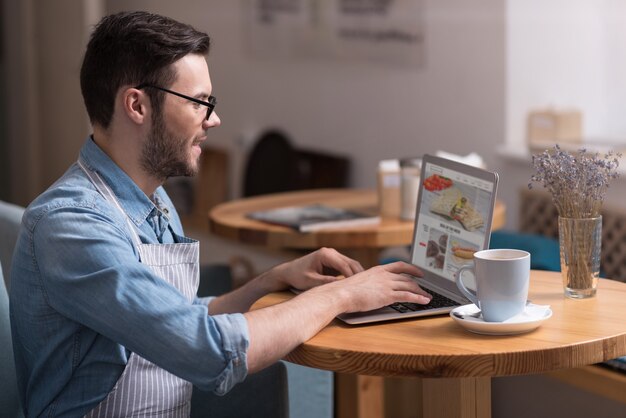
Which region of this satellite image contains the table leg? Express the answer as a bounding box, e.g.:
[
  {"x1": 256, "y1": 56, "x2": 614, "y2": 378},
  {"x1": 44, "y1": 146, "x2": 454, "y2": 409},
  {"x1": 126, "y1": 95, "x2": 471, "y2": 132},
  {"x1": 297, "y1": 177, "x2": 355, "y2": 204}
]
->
[
  {"x1": 422, "y1": 377, "x2": 491, "y2": 418},
  {"x1": 336, "y1": 248, "x2": 404, "y2": 418},
  {"x1": 335, "y1": 374, "x2": 385, "y2": 418},
  {"x1": 335, "y1": 249, "x2": 385, "y2": 418}
]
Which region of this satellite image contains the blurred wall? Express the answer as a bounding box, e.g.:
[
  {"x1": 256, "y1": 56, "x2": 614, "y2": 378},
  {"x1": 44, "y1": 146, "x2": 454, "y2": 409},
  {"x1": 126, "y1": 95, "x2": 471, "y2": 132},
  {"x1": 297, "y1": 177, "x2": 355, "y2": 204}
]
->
[
  {"x1": 4, "y1": 1, "x2": 626, "y2": 228},
  {"x1": 1, "y1": 0, "x2": 101, "y2": 206},
  {"x1": 3, "y1": 0, "x2": 506, "y2": 209},
  {"x1": 497, "y1": 0, "x2": 626, "y2": 230},
  {"x1": 106, "y1": 0, "x2": 506, "y2": 199},
  {"x1": 0, "y1": 0, "x2": 8, "y2": 201},
  {"x1": 507, "y1": 0, "x2": 626, "y2": 147}
]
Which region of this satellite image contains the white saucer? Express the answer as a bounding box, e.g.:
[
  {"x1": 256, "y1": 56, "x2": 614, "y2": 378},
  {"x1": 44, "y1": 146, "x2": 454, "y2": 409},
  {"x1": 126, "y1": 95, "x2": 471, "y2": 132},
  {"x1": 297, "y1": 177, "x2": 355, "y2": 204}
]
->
[{"x1": 450, "y1": 303, "x2": 552, "y2": 336}]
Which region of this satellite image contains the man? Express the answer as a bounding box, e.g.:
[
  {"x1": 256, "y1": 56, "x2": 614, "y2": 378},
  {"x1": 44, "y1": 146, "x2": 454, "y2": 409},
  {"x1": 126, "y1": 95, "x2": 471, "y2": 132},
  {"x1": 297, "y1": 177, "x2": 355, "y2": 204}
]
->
[{"x1": 10, "y1": 11, "x2": 431, "y2": 417}]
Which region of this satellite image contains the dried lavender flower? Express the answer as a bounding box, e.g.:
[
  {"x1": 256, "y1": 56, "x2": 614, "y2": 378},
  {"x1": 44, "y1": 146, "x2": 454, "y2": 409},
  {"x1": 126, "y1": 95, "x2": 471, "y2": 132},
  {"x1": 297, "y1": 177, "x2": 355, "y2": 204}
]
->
[{"x1": 529, "y1": 145, "x2": 621, "y2": 218}]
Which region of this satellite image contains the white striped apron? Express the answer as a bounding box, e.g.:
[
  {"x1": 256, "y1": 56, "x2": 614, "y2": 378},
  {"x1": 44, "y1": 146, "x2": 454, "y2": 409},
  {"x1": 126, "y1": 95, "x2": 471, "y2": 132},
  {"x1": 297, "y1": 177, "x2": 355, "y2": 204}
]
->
[{"x1": 78, "y1": 159, "x2": 199, "y2": 417}]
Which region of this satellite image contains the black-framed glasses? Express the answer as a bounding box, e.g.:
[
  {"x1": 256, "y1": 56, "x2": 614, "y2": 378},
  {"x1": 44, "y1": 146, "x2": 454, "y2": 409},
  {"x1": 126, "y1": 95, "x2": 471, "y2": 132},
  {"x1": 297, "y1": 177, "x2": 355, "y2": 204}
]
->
[{"x1": 136, "y1": 83, "x2": 217, "y2": 120}]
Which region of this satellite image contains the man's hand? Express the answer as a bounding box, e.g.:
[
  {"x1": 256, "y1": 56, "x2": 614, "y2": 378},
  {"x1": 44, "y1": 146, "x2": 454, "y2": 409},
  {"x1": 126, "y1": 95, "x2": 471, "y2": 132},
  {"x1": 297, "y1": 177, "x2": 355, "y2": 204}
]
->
[
  {"x1": 245, "y1": 260, "x2": 431, "y2": 373},
  {"x1": 313, "y1": 261, "x2": 432, "y2": 313},
  {"x1": 269, "y1": 247, "x2": 364, "y2": 291}
]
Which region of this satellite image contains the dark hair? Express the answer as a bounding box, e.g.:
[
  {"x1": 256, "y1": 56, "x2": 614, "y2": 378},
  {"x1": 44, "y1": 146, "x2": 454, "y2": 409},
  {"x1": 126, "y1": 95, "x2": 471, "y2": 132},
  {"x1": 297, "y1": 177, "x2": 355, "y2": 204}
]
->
[{"x1": 80, "y1": 11, "x2": 211, "y2": 129}]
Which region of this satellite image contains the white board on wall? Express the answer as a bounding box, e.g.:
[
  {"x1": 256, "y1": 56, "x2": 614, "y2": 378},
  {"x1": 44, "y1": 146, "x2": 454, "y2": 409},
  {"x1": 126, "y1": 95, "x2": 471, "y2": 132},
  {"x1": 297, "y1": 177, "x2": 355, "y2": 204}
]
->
[{"x1": 243, "y1": 0, "x2": 425, "y2": 69}]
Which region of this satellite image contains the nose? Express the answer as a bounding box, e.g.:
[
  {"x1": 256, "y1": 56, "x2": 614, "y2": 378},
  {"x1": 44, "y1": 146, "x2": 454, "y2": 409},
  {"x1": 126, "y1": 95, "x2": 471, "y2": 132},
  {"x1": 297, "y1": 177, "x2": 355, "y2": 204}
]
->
[{"x1": 204, "y1": 111, "x2": 221, "y2": 129}]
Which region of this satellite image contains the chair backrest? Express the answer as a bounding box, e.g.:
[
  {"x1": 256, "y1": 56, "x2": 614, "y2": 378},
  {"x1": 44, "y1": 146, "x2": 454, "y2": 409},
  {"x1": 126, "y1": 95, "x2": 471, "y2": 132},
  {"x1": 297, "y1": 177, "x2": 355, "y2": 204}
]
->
[
  {"x1": 190, "y1": 360, "x2": 289, "y2": 418},
  {"x1": 0, "y1": 262, "x2": 24, "y2": 417},
  {"x1": 197, "y1": 264, "x2": 233, "y2": 297},
  {"x1": 243, "y1": 130, "x2": 299, "y2": 197},
  {"x1": 243, "y1": 130, "x2": 351, "y2": 197},
  {"x1": 0, "y1": 200, "x2": 26, "y2": 290},
  {"x1": 519, "y1": 189, "x2": 626, "y2": 282}
]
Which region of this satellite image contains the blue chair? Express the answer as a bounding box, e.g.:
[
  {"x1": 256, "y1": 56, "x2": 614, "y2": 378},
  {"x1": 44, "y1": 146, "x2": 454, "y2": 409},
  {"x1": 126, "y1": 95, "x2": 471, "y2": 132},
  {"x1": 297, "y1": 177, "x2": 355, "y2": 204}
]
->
[
  {"x1": 0, "y1": 262, "x2": 24, "y2": 418},
  {"x1": 191, "y1": 361, "x2": 289, "y2": 418},
  {"x1": 0, "y1": 201, "x2": 27, "y2": 416},
  {"x1": 0, "y1": 200, "x2": 25, "y2": 290},
  {"x1": 489, "y1": 230, "x2": 560, "y2": 271}
]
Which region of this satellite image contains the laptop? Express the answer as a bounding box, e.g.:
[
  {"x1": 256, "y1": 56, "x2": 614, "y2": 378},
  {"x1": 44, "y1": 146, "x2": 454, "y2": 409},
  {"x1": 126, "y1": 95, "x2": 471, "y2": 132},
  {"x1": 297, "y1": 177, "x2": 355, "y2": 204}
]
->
[{"x1": 337, "y1": 154, "x2": 499, "y2": 324}]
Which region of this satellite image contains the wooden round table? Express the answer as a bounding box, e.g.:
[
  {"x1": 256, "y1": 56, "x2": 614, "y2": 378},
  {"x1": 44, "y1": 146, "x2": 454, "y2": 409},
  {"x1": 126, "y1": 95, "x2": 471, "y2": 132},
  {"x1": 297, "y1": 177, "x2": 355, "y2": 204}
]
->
[
  {"x1": 209, "y1": 188, "x2": 506, "y2": 254},
  {"x1": 252, "y1": 271, "x2": 626, "y2": 418},
  {"x1": 210, "y1": 188, "x2": 508, "y2": 416}
]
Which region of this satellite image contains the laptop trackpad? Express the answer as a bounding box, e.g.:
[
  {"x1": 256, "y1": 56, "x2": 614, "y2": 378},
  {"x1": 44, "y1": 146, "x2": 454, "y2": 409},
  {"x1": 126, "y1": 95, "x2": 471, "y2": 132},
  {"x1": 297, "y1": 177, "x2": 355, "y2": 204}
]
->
[{"x1": 337, "y1": 306, "x2": 410, "y2": 324}]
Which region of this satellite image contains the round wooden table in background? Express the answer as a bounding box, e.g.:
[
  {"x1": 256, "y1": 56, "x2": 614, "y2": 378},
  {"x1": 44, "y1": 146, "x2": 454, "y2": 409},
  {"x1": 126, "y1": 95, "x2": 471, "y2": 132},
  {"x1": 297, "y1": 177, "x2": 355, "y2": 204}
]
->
[
  {"x1": 252, "y1": 271, "x2": 626, "y2": 418},
  {"x1": 209, "y1": 188, "x2": 506, "y2": 260}
]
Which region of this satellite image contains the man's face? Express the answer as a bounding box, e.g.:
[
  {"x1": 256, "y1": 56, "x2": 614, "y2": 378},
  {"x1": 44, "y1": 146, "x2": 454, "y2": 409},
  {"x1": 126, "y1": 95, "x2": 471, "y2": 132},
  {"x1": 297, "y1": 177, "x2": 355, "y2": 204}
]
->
[{"x1": 140, "y1": 54, "x2": 220, "y2": 180}]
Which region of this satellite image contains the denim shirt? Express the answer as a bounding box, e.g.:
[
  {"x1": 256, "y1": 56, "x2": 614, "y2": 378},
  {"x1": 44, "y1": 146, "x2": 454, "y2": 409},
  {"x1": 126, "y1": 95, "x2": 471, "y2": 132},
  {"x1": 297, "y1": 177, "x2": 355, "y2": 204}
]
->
[{"x1": 9, "y1": 137, "x2": 249, "y2": 417}]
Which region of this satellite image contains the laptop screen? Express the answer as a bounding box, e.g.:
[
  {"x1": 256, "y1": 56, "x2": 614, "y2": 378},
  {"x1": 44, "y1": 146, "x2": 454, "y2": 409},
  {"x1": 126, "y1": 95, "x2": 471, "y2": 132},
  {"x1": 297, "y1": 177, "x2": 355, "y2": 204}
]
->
[{"x1": 411, "y1": 157, "x2": 497, "y2": 284}]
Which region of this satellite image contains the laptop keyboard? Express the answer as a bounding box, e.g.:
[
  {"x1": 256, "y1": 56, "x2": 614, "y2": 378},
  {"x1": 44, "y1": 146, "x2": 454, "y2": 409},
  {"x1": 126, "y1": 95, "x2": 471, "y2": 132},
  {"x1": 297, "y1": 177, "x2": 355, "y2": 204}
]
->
[{"x1": 389, "y1": 288, "x2": 460, "y2": 313}]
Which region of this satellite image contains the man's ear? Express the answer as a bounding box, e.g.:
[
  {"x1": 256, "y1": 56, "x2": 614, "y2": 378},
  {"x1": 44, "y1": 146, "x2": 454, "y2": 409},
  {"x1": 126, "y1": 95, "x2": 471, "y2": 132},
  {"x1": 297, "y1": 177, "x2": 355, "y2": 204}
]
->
[{"x1": 121, "y1": 87, "x2": 149, "y2": 125}]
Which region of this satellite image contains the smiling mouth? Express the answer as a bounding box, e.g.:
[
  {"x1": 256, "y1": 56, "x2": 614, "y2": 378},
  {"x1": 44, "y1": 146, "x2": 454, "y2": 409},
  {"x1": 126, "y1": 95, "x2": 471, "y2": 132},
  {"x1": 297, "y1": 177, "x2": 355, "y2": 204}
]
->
[{"x1": 193, "y1": 137, "x2": 207, "y2": 146}]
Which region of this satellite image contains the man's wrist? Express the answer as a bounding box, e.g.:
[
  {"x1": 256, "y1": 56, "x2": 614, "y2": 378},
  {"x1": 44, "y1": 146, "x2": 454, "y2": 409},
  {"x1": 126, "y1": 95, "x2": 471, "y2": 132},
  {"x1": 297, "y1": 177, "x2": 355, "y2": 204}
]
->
[
  {"x1": 257, "y1": 263, "x2": 288, "y2": 293},
  {"x1": 308, "y1": 281, "x2": 352, "y2": 315}
]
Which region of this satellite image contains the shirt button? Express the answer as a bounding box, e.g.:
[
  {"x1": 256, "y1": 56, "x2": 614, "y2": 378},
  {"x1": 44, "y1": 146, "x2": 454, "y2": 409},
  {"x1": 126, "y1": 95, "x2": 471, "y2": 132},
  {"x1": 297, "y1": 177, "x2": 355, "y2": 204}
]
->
[{"x1": 163, "y1": 207, "x2": 169, "y2": 215}]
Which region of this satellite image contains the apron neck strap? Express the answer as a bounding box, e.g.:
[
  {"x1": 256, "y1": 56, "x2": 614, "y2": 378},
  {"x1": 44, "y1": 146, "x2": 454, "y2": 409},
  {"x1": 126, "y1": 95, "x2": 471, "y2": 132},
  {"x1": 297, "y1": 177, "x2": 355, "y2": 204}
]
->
[{"x1": 77, "y1": 157, "x2": 143, "y2": 249}]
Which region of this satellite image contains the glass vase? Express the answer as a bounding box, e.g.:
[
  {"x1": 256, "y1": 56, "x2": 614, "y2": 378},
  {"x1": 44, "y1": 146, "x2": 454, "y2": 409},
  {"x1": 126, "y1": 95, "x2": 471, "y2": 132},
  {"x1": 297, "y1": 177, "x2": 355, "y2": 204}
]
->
[{"x1": 558, "y1": 216, "x2": 602, "y2": 299}]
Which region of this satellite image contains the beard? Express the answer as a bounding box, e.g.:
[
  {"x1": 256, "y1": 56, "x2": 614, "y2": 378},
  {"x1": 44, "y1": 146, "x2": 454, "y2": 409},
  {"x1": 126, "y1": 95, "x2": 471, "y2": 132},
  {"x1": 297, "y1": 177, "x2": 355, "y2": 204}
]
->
[{"x1": 140, "y1": 112, "x2": 201, "y2": 181}]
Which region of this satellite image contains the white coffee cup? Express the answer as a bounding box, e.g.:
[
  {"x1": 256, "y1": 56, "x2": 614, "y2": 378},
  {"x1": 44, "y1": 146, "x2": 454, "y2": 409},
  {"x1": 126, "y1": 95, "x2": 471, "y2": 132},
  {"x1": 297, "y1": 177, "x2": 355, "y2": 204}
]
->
[{"x1": 455, "y1": 249, "x2": 530, "y2": 322}]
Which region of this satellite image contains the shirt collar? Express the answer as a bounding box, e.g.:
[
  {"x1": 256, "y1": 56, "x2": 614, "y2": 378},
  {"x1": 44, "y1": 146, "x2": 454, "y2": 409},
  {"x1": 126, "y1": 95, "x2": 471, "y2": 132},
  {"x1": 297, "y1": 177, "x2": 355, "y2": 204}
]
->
[{"x1": 79, "y1": 136, "x2": 158, "y2": 227}]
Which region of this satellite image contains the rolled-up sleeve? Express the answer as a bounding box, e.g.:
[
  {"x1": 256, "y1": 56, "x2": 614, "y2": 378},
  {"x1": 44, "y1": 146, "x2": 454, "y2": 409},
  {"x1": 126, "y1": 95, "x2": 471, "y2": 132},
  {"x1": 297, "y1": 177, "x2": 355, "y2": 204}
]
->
[
  {"x1": 195, "y1": 296, "x2": 216, "y2": 307},
  {"x1": 210, "y1": 313, "x2": 249, "y2": 394}
]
